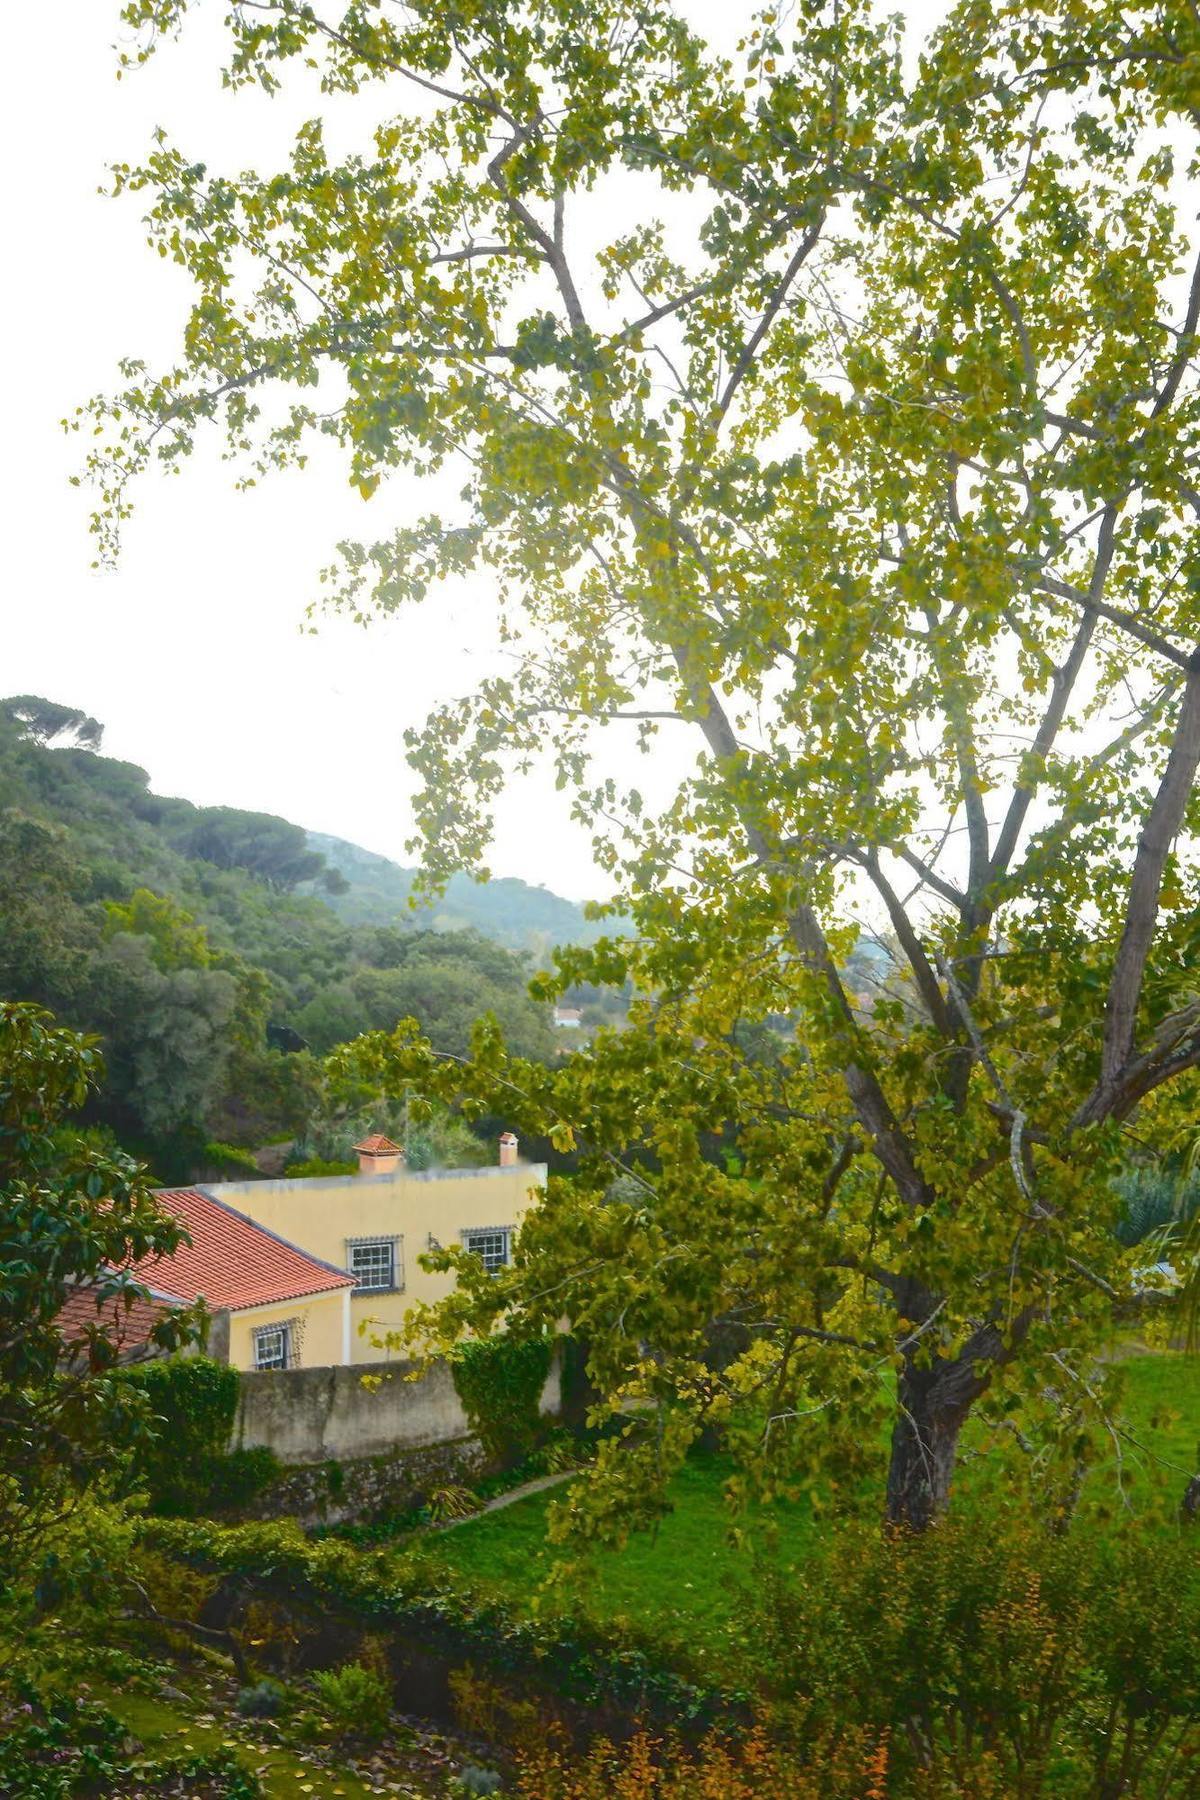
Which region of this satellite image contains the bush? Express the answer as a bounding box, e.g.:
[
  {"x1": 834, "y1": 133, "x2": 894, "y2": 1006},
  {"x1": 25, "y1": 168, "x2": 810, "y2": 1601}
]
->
[
  {"x1": 516, "y1": 1728, "x2": 873, "y2": 1800},
  {"x1": 206, "y1": 1445, "x2": 280, "y2": 1512},
  {"x1": 747, "y1": 1513, "x2": 1200, "y2": 1797},
  {"x1": 236, "y1": 1678, "x2": 285, "y2": 1719},
  {"x1": 451, "y1": 1334, "x2": 554, "y2": 1466},
  {"x1": 284, "y1": 1156, "x2": 357, "y2": 1178},
  {"x1": 457, "y1": 1767, "x2": 505, "y2": 1797},
  {"x1": 1114, "y1": 1166, "x2": 1200, "y2": 1246},
  {"x1": 119, "y1": 1359, "x2": 279, "y2": 1516},
  {"x1": 201, "y1": 1140, "x2": 262, "y2": 1179},
  {"x1": 312, "y1": 1661, "x2": 391, "y2": 1741},
  {"x1": 120, "y1": 1357, "x2": 240, "y2": 1513}
]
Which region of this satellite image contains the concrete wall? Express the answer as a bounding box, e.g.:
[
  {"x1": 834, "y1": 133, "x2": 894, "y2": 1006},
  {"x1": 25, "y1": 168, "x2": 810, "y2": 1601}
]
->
[
  {"x1": 207, "y1": 1163, "x2": 547, "y2": 1365},
  {"x1": 233, "y1": 1349, "x2": 562, "y2": 1466}
]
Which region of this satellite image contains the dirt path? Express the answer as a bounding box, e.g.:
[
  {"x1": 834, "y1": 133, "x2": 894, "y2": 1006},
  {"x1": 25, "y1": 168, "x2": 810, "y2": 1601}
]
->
[{"x1": 436, "y1": 1469, "x2": 575, "y2": 1532}]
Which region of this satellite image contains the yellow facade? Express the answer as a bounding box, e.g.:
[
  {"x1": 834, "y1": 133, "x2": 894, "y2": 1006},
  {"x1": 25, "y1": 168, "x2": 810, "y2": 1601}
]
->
[
  {"x1": 226, "y1": 1288, "x2": 348, "y2": 1374},
  {"x1": 208, "y1": 1162, "x2": 546, "y2": 1367}
]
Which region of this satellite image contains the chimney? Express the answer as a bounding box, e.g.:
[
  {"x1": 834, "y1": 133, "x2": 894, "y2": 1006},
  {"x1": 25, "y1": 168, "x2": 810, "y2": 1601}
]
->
[
  {"x1": 498, "y1": 1131, "x2": 519, "y2": 1168},
  {"x1": 353, "y1": 1133, "x2": 404, "y2": 1177}
]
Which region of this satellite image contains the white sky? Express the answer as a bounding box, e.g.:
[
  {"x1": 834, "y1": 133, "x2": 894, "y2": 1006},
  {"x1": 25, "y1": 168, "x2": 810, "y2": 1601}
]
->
[{"x1": 1, "y1": 2, "x2": 944, "y2": 903}]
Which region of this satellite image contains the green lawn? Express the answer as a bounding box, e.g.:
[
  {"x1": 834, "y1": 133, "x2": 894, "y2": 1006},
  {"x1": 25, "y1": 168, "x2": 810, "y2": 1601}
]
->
[
  {"x1": 404, "y1": 1352, "x2": 1200, "y2": 1678},
  {"x1": 412, "y1": 1454, "x2": 822, "y2": 1673}
]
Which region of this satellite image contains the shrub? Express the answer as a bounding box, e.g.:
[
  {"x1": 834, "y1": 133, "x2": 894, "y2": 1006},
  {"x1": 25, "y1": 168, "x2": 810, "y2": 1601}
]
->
[
  {"x1": 427, "y1": 1483, "x2": 479, "y2": 1524},
  {"x1": 457, "y1": 1767, "x2": 505, "y2": 1797},
  {"x1": 312, "y1": 1661, "x2": 391, "y2": 1741},
  {"x1": 284, "y1": 1157, "x2": 357, "y2": 1178},
  {"x1": 201, "y1": 1140, "x2": 262, "y2": 1179},
  {"x1": 451, "y1": 1333, "x2": 554, "y2": 1466},
  {"x1": 1113, "y1": 1165, "x2": 1200, "y2": 1246},
  {"x1": 206, "y1": 1445, "x2": 280, "y2": 1512},
  {"x1": 120, "y1": 1360, "x2": 281, "y2": 1516},
  {"x1": 747, "y1": 1513, "x2": 1200, "y2": 1797},
  {"x1": 236, "y1": 1678, "x2": 285, "y2": 1718},
  {"x1": 120, "y1": 1356, "x2": 240, "y2": 1513},
  {"x1": 515, "y1": 1728, "x2": 875, "y2": 1800}
]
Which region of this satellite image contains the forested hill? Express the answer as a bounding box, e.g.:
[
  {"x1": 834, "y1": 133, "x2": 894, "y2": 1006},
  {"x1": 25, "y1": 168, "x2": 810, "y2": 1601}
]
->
[
  {"x1": 0, "y1": 697, "x2": 601, "y2": 1176},
  {"x1": 306, "y1": 832, "x2": 612, "y2": 952}
]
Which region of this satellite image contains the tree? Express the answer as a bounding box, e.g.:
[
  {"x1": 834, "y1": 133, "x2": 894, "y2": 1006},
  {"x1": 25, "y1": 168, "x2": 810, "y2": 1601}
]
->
[
  {"x1": 92, "y1": 0, "x2": 1200, "y2": 1526},
  {"x1": 169, "y1": 805, "x2": 345, "y2": 893},
  {"x1": 0, "y1": 1004, "x2": 198, "y2": 1561},
  {"x1": 1, "y1": 696, "x2": 103, "y2": 751}
]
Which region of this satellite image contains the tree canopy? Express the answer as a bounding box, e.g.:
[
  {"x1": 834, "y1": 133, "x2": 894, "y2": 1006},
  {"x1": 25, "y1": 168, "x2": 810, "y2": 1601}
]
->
[
  {"x1": 0, "y1": 1003, "x2": 199, "y2": 1561},
  {"x1": 0, "y1": 707, "x2": 559, "y2": 1168},
  {"x1": 95, "y1": 0, "x2": 1200, "y2": 1526}
]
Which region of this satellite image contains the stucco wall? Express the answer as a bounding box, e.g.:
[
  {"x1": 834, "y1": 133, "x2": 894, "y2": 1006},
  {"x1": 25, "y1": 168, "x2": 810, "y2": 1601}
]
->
[
  {"x1": 233, "y1": 1348, "x2": 561, "y2": 1465},
  {"x1": 226, "y1": 1290, "x2": 347, "y2": 1374},
  {"x1": 207, "y1": 1163, "x2": 547, "y2": 1365}
]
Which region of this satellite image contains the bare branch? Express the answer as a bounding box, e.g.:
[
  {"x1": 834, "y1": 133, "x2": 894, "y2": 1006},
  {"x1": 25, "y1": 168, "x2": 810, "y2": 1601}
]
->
[{"x1": 714, "y1": 219, "x2": 825, "y2": 423}]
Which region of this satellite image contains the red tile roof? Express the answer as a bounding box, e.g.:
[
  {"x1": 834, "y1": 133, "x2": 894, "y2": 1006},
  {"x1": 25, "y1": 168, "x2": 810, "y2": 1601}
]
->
[
  {"x1": 135, "y1": 1188, "x2": 355, "y2": 1312},
  {"x1": 58, "y1": 1281, "x2": 186, "y2": 1360},
  {"x1": 353, "y1": 1134, "x2": 403, "y2": 1155}
]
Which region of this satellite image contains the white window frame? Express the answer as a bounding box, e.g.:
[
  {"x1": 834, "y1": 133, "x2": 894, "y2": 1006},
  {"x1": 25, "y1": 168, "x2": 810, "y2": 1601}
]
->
[
  {"x1": 460, "y1": 1226, "x2": 513, "y2": 1274},
  {"x1": 252, "y1": 1321, "x2": 291, "y2": 1371},
  {"x1": 346, "y1": 1235, "x2": 403, "y2": 1294}
]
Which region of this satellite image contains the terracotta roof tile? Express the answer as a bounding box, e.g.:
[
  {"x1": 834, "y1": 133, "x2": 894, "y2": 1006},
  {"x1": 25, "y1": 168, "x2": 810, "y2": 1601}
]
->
[
  {"x1": 58, "y1": 1281, "x2": 185, "y2": 1359},
  {"x1": 353, "y1": 1134, "x2": 403, "y2": 1155},
  {"x1": 135, "y1": 1188, "x2": 355, "y2": 1312}
]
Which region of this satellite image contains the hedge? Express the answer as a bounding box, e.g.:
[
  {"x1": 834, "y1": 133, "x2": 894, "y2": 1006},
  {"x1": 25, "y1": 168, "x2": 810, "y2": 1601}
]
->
[{"x1": 137, "y1": 1514, "x2": 741, "y2": 1725}]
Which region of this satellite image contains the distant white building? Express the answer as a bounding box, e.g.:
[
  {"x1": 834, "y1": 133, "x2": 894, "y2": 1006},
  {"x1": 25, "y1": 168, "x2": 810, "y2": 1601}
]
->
[{"x1": 554, "y1": 1005, "x2": 583, "y2": 1029}]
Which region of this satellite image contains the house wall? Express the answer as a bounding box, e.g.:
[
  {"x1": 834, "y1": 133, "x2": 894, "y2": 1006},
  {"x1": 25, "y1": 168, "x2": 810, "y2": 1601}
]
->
[
  {"x1": 233, "y1": 1347, "x2": 562, "y2": 1465},
  {"x1": 226, "y1": 1289, "x2": 347, "y2": 1374},
  {"x1": 207, "y1": 1163, "x2": 547, "y2": 1365}
]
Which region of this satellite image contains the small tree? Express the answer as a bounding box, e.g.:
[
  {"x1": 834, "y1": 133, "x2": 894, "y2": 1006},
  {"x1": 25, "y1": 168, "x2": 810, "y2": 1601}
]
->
[
  {"x1": 91, "y1": 0, "x2": 1200, "y2": 1525},
  {"x1": 0, "y1": 1003, "x2": 200, "y2": 1562}
]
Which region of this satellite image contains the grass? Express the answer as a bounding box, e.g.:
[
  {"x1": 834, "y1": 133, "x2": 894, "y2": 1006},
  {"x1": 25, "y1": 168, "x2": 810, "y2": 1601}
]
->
[
  {"x1": 89, "y1": 1685, "x2": 387, "y2": 1800},
  {"x1": 403, "y1": 1350, "x2": 1200, "y2": 1678},
  {"x1": 414, "y1": 1454, "x2": 821, "y2": 1673}
]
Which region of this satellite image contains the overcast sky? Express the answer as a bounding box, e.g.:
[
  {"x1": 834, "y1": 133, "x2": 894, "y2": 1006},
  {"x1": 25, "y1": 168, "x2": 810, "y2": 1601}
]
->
[{"x1": 2, "y1": 3, "x2": 944, "y2": 903}]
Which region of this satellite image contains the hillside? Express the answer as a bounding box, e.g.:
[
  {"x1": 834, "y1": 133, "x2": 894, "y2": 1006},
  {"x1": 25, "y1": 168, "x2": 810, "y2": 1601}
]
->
[
  {"x1": 306, "y1": 831, "x2": 615, "y2": 953},
  {"x1": 0, "y1": 698, "x2": 601, "y2": 1173}
]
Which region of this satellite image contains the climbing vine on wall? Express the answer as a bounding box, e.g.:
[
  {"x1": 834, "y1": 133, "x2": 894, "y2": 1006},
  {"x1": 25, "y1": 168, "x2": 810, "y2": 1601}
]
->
[
  {"x1": 450, "y1": 1333, "x2": 553, "y2": 1466},
  {"x1": 120, "y1": 1356, "x2": 275, "y2": 1514}
]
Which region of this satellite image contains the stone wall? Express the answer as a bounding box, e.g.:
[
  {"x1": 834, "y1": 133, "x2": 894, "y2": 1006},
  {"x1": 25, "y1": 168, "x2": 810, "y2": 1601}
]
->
[
  {"x1": 241, "y1": 1433, "x2": 489, "y2": 1527},
  {"x1": 229, "y1": 1349, "x2": 563, "y2": 1524}
]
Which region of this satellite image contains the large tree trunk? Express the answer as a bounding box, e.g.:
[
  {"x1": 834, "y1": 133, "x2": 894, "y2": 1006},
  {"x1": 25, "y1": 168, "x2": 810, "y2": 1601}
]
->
[{"x1": 885, "y1": 1355, "x2": 984, "y2": 1530}]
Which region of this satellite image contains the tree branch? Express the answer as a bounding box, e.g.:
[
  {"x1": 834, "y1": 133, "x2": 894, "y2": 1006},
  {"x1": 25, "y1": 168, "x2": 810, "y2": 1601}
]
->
[{"x1": 1078, "y1": 659, "x2": 1200, "y2": 1119}]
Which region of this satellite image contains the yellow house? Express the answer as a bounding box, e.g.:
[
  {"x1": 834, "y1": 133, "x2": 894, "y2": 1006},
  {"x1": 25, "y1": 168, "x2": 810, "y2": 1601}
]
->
[
  {"x1": 199, "y1": 1133, "x2": 547, "y2": 1367},
  {"x1": 135, "y1": 1185, "x2": 355, "y2": 1374}
]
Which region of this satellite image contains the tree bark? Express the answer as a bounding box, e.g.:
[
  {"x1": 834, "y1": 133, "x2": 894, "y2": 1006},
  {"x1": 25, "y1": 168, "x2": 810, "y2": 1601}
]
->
[{"x1": 885, "y1": 1354, "x2": 988, "y2": 1530}]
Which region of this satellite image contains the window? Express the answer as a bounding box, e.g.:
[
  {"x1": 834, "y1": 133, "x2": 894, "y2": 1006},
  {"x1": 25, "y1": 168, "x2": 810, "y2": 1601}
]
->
[
  {"x1": 348, "y1": 1236, "x2": 402, "y2": 1293},
  {"x1": 253, "y1": 1322, "x2": 291, "y2": 1371},
  {"x1": 461, "y1": 1226, "x2": 513, "y2": 1274}
]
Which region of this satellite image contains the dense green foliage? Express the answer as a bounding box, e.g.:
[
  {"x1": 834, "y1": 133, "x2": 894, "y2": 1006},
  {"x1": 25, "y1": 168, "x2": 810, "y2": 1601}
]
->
[
  {"x1": 0, "y1": 704, "x2": 558, "y2": 1167},
  {"x1": 1114, "y1": 1165, "x2": 1200, "y2": 1248},
  {"x1": 133, "y1": 1364, "x2": 1200, "y2": 1795},
  {"x1": 450, "y1": 1335, "x2": 555, "y2": 1467},
  {"x1": 289, "y1": 1090, "x2": 486, "y2": 1173},
  {"x1": 310, "y1": 1662, "x2": 391, "y2": 1742},
  {"x1": 0, "y1": 1003, "x2": 199, "y2": 1560},
  {"x1": 118, "y1": 1357, "x2": 278, "y2": 1516}
]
